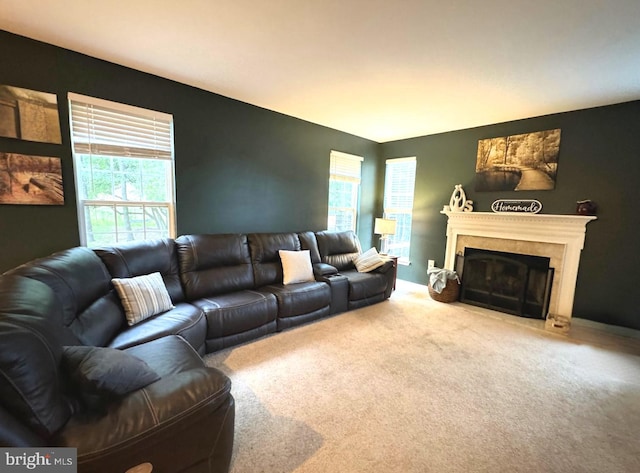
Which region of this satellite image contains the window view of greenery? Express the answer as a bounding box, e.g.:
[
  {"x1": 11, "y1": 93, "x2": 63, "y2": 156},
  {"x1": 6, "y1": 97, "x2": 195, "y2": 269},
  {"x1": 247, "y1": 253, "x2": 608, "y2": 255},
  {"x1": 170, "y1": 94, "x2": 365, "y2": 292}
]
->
[
  {"x1": 69, "y1": 93, "x2": 175, "y2": 247},
  {"x1": 384, "y1": 158, "x2": 416, "y2": 263},
  {"x1": 327, "y1": 151, "x2": 362, "y2": 232},
  {"x1": 328, "y1": 179, "x2": 359, "y2": 231},
  {"x1": 383, "y1": 211, "x2": 412, "y2": 258},
  {"x1": 77, "y1": 154, "x2": 173, "y2": 246}
]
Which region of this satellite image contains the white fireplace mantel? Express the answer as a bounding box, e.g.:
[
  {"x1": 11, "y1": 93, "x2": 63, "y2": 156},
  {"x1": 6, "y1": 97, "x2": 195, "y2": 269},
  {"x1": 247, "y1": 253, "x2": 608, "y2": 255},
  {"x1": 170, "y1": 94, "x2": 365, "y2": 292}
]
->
[{"x1": 442, "y1": 211, "x2": 596, "y2": 318}]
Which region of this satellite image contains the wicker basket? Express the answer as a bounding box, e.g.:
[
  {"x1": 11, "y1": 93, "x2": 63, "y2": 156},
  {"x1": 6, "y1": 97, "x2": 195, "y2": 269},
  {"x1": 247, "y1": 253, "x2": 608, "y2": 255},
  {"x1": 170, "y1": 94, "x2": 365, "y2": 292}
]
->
[{"x1": 428, "y1": 278, "x2": 460, "y2": 303}]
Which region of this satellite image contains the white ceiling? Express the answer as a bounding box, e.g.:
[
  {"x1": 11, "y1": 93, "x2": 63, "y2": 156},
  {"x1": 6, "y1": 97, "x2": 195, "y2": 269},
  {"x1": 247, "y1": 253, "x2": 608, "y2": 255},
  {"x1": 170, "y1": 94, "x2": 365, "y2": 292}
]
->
[{"x1": 1, "y1": 0, "x2": 639, "y2": 142}]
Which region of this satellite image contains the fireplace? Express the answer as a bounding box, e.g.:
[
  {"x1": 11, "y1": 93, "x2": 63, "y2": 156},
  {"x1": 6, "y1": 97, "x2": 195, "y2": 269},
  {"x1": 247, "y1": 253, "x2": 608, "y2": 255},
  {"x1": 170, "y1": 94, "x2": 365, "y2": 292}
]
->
[
  {"x1": 441, "y1": 211, "x2": 596, "y2": 322},
  {"x1": 457, "y1": 248, "x2": 554, "y2": 319}
]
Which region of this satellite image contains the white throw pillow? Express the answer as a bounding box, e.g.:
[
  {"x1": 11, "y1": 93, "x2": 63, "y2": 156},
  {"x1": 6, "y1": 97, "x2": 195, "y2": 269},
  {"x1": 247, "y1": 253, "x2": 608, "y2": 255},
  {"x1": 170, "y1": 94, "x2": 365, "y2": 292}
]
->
[
  {"x1": 279, "y1": 250, "x2": 315, "y2": 285},
  {"x1": 354, "y1": 247, "x2": 386, "y2": 273},
  {"x1": 112, "y1": 272, "x2": 174, "y2": 326}
]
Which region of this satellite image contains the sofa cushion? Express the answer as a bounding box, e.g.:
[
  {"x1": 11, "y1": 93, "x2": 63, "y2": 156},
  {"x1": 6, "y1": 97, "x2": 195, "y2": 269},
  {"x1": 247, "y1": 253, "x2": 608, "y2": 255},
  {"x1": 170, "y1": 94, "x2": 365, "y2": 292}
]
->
[
  {"x1": 176, "y1": 234, "x2": 255, "y2": 299},
  {"x1": 341, "y1": 269, "x2": 388, "y2": 301},
  {"x1": 354, "y1": 247, "x2": 386, "y2": 273},
  {"x1": 107, "y1": 302, "x2": 206, "y2": 354},
  {"x1": 298, "y1": 231, "x2": 322, "y2": 264},
  {"x1": 279, "y1": 250, "x2": 315, "y2": 284},
  {"x1": 194, "y1": 290, "x2": 277, "y2": 339},
  {"x1": 192, "y1": 290, "x2": 277, "y2": 352},
  {"x1": 112, "y1": 272, "x2": 175, "y2": 326},
  {"x1": 95, "y1": 238, "x2": 186, "y2": 303},
  {"x1": 248, "y1": 232, "x2": 301, "y2": 287},
  {"x1": 62, "y1": 346, "x2": 160, "y2": 410},
  {"x1": 315, "y1": 230, "x2": 362, "y2": 271},
  {"x1": 262, "y1": 281, "x2": 331, "y2": 319},
  {"x1": 124, "y1": 335, "x2": 204, "y2": 376}
]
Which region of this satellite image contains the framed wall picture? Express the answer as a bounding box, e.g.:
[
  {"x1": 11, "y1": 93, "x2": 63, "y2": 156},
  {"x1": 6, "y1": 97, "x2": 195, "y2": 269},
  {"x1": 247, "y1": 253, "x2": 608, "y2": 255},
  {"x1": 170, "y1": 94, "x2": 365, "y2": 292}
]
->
[
  {"x1": 475, "y1": 129, "x2": 561, "y2": 192},
  {"x1": 0, "y1": 153, "x2": 64, "y2": 205},
  {"x1": 0, "y1": 85, "x2": 62, "y2": 144}
]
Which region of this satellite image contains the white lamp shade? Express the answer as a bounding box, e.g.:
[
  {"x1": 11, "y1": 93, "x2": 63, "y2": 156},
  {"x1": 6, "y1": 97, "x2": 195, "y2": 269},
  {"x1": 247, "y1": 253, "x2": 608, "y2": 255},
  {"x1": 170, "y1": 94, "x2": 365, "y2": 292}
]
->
[{"x1": 374, "y1": 218, "x2": 397, "y2": 236}]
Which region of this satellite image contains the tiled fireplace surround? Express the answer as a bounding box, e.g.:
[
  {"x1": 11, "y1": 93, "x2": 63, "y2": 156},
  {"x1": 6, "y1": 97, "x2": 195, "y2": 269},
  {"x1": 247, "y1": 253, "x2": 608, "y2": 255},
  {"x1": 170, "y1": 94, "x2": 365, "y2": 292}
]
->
[{"x1": 442, "y1": 212, "x2": 596, "y2": 321}]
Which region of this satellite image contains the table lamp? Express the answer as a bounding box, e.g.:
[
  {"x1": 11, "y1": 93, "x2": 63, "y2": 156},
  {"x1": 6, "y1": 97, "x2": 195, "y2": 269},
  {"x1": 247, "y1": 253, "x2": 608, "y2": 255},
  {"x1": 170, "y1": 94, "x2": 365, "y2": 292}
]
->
[{"x1": 374, "y1": 218, "x2": 397, "y2": 254}]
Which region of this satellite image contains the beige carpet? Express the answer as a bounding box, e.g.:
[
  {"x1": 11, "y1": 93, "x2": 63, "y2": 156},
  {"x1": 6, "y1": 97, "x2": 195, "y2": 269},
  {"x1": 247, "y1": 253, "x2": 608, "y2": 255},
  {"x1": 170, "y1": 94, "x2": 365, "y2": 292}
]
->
[{"x1": 205, "y1": 280, "x2": 640, "y2": 473}]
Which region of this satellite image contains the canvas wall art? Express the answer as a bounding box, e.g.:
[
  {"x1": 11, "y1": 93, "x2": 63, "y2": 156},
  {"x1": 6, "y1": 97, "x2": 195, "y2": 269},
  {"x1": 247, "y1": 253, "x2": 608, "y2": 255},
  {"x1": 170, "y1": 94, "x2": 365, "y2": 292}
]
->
[
  {"x1": 0, "y1": 153, "x2": 64, "y2": 205},
  {"x1": 0, "y1": 85, "x2": 62, "y2": 144},
  {"x1": 475, "y1": 129, "x2": 561, "y2": 191}
]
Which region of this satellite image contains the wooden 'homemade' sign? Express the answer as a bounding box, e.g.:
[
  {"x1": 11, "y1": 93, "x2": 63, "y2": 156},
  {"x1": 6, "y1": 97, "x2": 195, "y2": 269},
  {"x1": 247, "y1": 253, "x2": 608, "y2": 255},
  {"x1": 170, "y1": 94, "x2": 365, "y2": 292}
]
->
[{"x1": 491, "y1": 199, "x2": 542, "y2": 213}]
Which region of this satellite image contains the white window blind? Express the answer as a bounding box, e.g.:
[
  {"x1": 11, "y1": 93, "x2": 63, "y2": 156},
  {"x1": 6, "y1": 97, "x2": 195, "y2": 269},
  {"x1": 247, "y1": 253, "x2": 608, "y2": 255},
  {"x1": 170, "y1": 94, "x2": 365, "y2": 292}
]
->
[
  {"x1": 69, "y1": 93, "x2": 176, "y2": 247},
  {"x1": 383, "y1": 157, "x2": 416, "y2": 264},
  {"x1": 327, "y1": 150, "x2": 363, "y2": 232},
  {"x1": 69, "y1": 93, "x2": 173, "y2": 159}
]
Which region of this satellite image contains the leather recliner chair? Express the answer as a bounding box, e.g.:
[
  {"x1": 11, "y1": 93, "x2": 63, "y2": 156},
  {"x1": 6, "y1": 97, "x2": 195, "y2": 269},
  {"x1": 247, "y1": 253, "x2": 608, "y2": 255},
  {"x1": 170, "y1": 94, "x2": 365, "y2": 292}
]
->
[
  {"x1": 315, "y1": 230, "x2": 395, "y2": 309},
  {"x1": 248, "y1": 232, "x2": 332, "y2": 330}
]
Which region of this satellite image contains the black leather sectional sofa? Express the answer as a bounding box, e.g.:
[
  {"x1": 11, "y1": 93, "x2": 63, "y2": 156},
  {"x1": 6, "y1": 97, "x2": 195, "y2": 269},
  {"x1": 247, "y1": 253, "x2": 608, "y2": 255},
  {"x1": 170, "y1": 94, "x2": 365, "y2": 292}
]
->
[{"x1": 0, "y1": 230, "x2": 394, "y2": 473}]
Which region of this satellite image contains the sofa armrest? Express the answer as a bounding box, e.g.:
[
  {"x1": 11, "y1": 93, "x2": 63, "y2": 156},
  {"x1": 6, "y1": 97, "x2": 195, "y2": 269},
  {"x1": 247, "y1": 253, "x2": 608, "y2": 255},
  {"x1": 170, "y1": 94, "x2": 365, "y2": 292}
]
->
[
  {"x1": 373, "y1": 259, "x2": 395, "y2": 274},
  {"x1": 313, "y1": 263, "x2": 338, "y2": 278},
  {"x1": 55, "y1": 367, "x2": 234, "y2": 473},
  {"x1": 0, "y1": 404, "x2": 47, "y2": 447}
]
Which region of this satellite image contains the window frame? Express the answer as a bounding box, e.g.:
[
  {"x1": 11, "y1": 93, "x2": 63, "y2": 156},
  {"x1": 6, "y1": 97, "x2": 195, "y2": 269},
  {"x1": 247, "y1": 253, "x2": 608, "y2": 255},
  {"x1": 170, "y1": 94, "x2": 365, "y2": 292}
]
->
[
  {"x1": 327, "y1": 150, "x2": 363, "y2": 232},
  {"x1": 383, "y1": 156, "x2": 417, "y2": 265},
  {"x1": 68, "y1": 93, "x2": 176, "y2": 247}
]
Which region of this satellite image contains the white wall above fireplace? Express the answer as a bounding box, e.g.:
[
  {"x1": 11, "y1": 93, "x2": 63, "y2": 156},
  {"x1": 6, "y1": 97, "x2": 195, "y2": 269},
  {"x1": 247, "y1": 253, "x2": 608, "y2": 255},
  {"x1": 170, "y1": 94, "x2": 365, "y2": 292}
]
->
[{"x1": 441, "y1": 211, "x2": 596, "y2": 319}]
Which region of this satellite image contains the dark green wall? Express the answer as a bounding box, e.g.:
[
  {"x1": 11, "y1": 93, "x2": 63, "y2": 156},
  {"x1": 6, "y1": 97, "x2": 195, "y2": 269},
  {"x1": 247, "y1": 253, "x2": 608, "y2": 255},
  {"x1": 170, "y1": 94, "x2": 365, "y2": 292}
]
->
[
  {"x1": 2, "y1": 30, "x2": 639, "y2": 331},
  {"x1": 381, "y1": 101, "x2": 640, "y2": 330},
  {"x1": 0, "y1": 30, "x2": 379, "y2": 272}
]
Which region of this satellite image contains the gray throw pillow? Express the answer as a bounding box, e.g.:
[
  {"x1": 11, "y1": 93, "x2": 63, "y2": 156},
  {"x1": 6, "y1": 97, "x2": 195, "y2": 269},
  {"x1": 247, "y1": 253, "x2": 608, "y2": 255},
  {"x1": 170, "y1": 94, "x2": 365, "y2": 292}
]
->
[{"x1": 111, "y1": 272, "x2": 174, "y2": 326}]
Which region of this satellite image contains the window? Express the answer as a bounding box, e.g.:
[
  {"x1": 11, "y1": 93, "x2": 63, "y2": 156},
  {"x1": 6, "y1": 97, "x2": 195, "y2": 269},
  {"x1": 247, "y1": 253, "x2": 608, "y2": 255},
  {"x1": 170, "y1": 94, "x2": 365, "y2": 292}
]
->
[
  {"x1": 383, "y1": 157, "x2": 416, "y2": 264},
  {"x1": 69, "y1": 93, "x2": 176, "y2": 247},
  {"x1": 327, "y1": 150, "x2": 363, "y2": 232}
]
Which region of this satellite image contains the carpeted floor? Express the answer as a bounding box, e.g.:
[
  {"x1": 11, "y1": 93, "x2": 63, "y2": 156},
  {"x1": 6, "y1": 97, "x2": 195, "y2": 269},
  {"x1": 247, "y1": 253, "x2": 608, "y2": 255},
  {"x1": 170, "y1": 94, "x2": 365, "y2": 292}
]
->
[{"x1": 205, "y1": 280, "x2": 640, "y2": 473}]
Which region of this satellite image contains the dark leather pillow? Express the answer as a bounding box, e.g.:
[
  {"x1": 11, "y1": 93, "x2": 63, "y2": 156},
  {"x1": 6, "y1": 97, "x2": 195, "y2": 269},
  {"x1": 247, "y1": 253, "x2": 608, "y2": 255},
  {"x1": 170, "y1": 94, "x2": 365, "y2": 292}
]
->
[{"x1": 62, "y1": 346, "x2": 160, "y2": 416}]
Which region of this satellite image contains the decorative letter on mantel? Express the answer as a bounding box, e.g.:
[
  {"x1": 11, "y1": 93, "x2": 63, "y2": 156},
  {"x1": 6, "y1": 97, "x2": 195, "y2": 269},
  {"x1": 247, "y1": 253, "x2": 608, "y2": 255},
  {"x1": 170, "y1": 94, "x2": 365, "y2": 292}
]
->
[{"x1": 444, "y1": 184, "x2": 473, "y2": 212}]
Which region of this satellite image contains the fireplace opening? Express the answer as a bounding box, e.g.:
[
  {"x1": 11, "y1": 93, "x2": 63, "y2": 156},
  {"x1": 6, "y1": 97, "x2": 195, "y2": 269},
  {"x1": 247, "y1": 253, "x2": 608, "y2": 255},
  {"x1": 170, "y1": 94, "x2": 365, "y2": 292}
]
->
[{"x1": 456, "y1": 248, "x2": 554, "y2": 319}]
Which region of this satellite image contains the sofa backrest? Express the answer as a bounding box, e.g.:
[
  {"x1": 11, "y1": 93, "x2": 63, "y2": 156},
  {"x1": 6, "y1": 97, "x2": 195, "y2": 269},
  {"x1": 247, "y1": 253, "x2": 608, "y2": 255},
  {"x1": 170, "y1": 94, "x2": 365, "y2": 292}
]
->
[
  {"x1": 298, "y1": 231, "x2": 322, "y2": 264},
  {"x1": 7, "y1": 247, "x2": 125, "y2": 347},
  {"x1": 248, "y1": 232, "x2": 301, "y2": 287},
  {"x1": 0, "y1": 274, "x2": 72, "y2": 439},
  {"x1": 176, "y1": 234, "x2": 255, "y2": 298},
  {"x1": 315, "y1": 230, "x2": 362, "y2": 271},
  {"x1": 94, "y1": 238, "x2": 186, "y2": 303}
]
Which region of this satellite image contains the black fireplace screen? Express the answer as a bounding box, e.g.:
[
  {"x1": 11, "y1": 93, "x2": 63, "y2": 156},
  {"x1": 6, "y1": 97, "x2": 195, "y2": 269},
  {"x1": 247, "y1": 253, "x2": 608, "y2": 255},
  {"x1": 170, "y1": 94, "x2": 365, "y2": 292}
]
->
[{"x1": 456, "y1": 248, "x2": 554, "y2": 319}]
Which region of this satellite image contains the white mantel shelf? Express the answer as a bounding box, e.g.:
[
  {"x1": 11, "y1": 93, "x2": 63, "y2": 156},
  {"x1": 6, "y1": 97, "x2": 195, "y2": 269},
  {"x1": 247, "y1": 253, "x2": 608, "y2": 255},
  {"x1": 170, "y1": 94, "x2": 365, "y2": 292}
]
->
[{"x1": 441, "y1": 211, "x2": 597, "y2": 318}]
